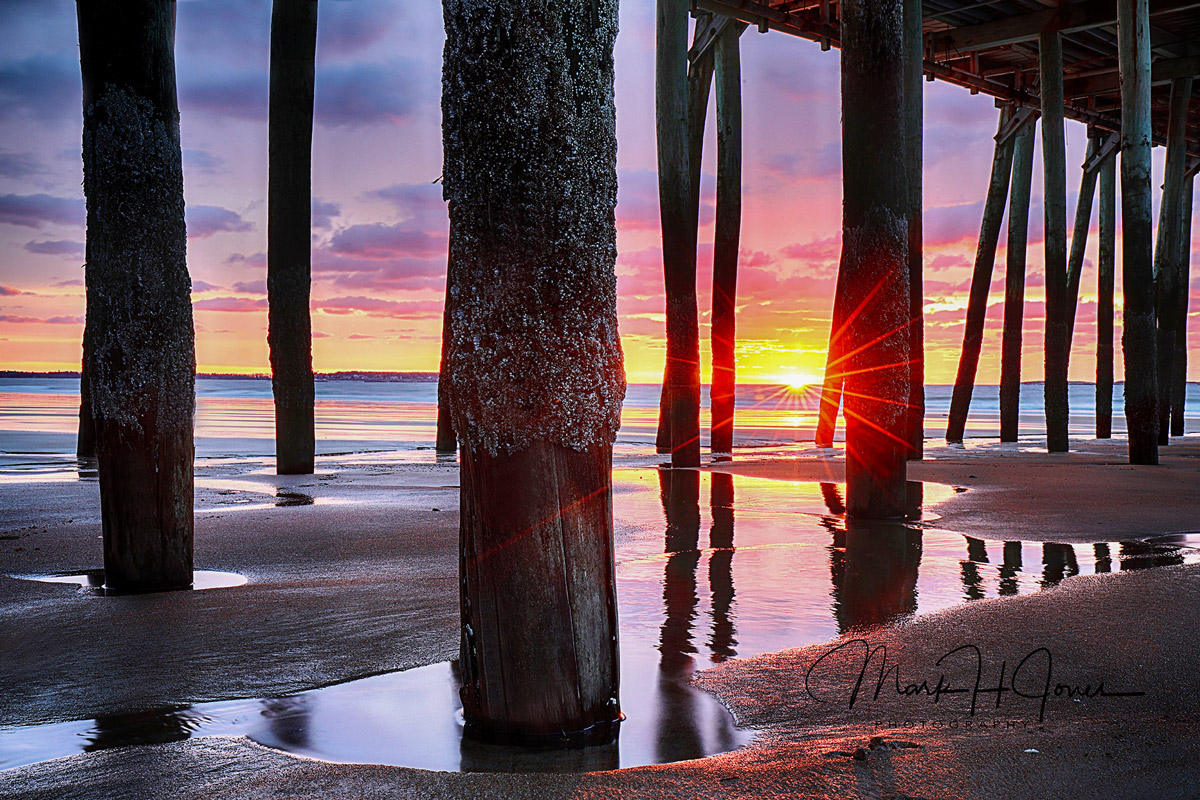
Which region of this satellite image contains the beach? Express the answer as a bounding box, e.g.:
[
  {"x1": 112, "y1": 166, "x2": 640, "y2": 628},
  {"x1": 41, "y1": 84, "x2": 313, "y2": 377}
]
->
[{"x1": 1, "y1": 379, "x2": 1199, "y2": 797}]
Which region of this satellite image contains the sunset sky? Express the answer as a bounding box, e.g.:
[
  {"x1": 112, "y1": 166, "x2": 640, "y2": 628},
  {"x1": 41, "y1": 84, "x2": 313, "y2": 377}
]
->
[{"x1": 0, "y1": 0, "x2": 1193, "y2": 384}]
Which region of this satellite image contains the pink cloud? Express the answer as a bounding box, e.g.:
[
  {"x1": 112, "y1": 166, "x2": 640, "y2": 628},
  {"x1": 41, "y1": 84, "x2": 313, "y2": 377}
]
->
[
  {"x1": 193, "y1": 297, "x2": 268, "y2": 312},
  {"x1": 314, "y1": 295, "x2": 443, "y2": 319}
]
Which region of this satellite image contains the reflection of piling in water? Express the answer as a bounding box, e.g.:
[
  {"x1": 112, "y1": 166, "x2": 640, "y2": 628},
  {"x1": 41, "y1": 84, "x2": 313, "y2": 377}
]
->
[
  {"x1": 260, "y1": 696, "x2": 310, "y2": 749},
  {"x1": 708, "y1": 472, "x2": 737, "y2": 662},
  {"x1": 84, "y1": 707, "x2": 195, "y2": 753},
  {"x1": 656, "y1": 466, "x2": 704, "y2": 763},
  {"x1": 998, "y1": 541, "x2": 1023, "y2": 595},
  {"x1": 960, "y1": 537, "x2": 989, "y2": 601},
  {"x1": 820, "y1": 482, "x2": 846, "y2": 516},
  {"x1": 832, "y1": 519, "x2": 921, "y2": 632},
  {"x1": 1041, "y1": 543, "x2": 1079, "y2": 586},
  {"x1": 1094, "y1": 542, "x2": 1112, "y2": 573},
  {"x1": 1118, "y1": 539, "x2": 1185, "y2": 570}
]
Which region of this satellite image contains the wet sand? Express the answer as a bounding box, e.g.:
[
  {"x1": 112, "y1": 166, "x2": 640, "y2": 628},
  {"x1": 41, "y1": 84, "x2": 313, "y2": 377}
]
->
[{"x1": 2, "y1": 438, "x2": 1199, "y2": 798}]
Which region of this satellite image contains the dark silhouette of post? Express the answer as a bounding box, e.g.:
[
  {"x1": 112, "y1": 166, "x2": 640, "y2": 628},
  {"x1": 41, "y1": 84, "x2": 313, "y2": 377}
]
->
[
  {"x1": 1041, "y1": 32, "x2": 1069, "y2": 453},
  {"x1": 436, "y1": 232, "x2": 456, "y2": 453},
  {"x1": 655, "y1": 0, "x2": 701, "y2": 466},
  {"x1": 1154, "y1": 77, "x2": 1193, "y2": 445},
  {"x1": 1000, "y1": 120, "x2": 1036, "y2": 442},
  {"x1": 77, "y1": 0, "x2": 195, "y2": 592},
  {"x1": 904, "y1": 0, "x2": 924, "y2": 460},
  {"x1": 268, "y1": 0, "x2": 318, "y2": 475},
  {"x1": 947, "y1": 106, "x2": 1016, "y2": 444},
  {"x1": 833, "y1": 519, "x2": 921, "y2": 631},
  {"x1": 815, "y1": 284, "x2": 846, "y2": 447},
  {"x1": 1065, "y1": 133, "x2": 1101, "y2": 349},
  {"x1": 1172, "y1": 174, "x2": 1194, "y2": 436},
  {"x1": 1096, "y1": 152, "x2": 1117, "y2": 439},
  {"x1": 442, "y1": 0, "x2": 624, "y2": 743},
  {"x1": 708, "y1": 471, "x2": 736, "y2": 661},
  {"x1": 839, "y1": 0, "x2": 911, "y2": 518},
  {"x1": 711, "y1": 25, "x2": 743, "y2": 455},
  {"x1": 76, "y1": 325, "x2": 96, "y2": 459},
  {"x1": 1118, "y1": 0, "x2": 1159, "y2": 464}
]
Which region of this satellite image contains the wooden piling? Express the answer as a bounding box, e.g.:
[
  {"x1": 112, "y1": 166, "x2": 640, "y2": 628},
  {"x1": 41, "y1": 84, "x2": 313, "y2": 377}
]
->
[
  {"x1": 77, "y1": 0, "x2": 195, "y2": 592},
  {"x1": 1000, "y1": 119, "x2": 1036, "y2": 443},
  {"x1": 76, "y1": 324, "x2": 96, "y2": 459},
  {"x1": 839, "y1": 0, "x2": 911, "y2": 518},
  {"x1": 1065, "y1": 133, "x2": 1100, "y2": 349},
  {"x1": 435, "y1": 233, "x2": 456, "y2": 454},
  {"x1": 267, "y1": 0, "x2": 318, "y2": 475},
  {"x1": 1096, "y1": 152, "x2": 1117, "y2": 439},
  {"x1": 711, "y1": 24, "x2": 743, "y2": 455},
  {"x1": 1118, "y1": 0, "x2": 1159, "y2": 464},
  {"x1": 442, "y1": 0, "x2": 625, "y2": 741},
  {"x1": 1154, "y1": 77, "x2": 1193, "y2": 444},
  {"x1": 947, "y1": 106, "x2": 1016, "y2": 444},
  {"x1": 1040, "y1": 31, "x2": 1070, "y2": 453},
  {"x1": 904, "y1": 0, "x2": 924, "y2": 459},
  {"x1": 656, "y1": 0, "x2": 701, "y2": 467},
  {"x1": 1171, "y1": 175, "x2": 1194, "y2": 436}
]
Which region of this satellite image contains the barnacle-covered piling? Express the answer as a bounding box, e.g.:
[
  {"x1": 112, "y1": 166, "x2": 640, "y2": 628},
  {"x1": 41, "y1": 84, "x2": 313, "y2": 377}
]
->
[
  {"x1": 442, "y1": 0, "x2": 625, "y2": 743},
  {"x1": 78, "y1": 0, "x2": 195, "y2": 591}
]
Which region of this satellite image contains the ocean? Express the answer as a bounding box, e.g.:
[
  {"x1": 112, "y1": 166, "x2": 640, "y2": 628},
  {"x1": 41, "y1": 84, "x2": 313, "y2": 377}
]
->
[{"x1": 1, "y1": 375, "x2": 1195, "y2": 469}]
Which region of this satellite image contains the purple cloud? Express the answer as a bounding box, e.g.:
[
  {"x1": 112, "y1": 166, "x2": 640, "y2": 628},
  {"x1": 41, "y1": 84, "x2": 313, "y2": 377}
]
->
[
  {"x1": 187, "y1": 205, "x2": 254, "y2": 238},
  {"x1": 232, "y1": 279, "x2": 266, "y2": 294},
  {"x1": 194, "y1": 297, "x2": 268, "y2": 312},
  {"x1": 0, "y1": 286, "x2": 22, "y2": 296},
  {"x1": 23, "y1": 239, "x2": 84, "y2": 257},
  {"x1": 191, "y1": 280, "x2": 223, "y2": 292},
  {"x1": 226, "y1": 252, "x2": 267, "y2": 267},
  {"x1": 0, "y1": 193, "x2": 84, "y2": 228},
  {"x1": 329, "y1": 222, "x2": 445, "y2": 260},
  {"x1": 0, "y1": 54, "x2": 80, "y2": 123},
  {"x1": 183, "y1": 149, "x2": 225, "y2": 175},
  {"x1": 312, "y1": 198, "x2": 341, "y2": 230},
  {"x1": 0, "y1": 313, "x2": 82, "y2": 324},
  {"x1": 0, "y1": 151, "x2": 40, "y2": 179},
  {"x1": 363, "y1": 182, "x2": 446, "y2": 227},
  {"x1": 316, "y1": 61, "x2": 421, "y2": 127},
  {"x1": 315, "y1": 295, "x2": 442, "y2": 318}
]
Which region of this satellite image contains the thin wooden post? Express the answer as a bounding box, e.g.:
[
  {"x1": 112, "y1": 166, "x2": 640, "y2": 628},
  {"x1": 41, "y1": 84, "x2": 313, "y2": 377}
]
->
[
  {"x1": 655, "y1": 0, "x2": 701, "y2": 467},
  {"x1": 1154, "y1": 77, "x2": 1193, "y2": 444},
  {"x1": 1000, "y1": 119, "x2": 1036, "y2": 443},
  {"x1": 1065, "y1": 133, "x2": 1100, "y2": 349},
  {"x1": 76, "y1": 324, "x2": 96, "y2": 459},
  {"x1": 904, "y1": 0, "x2": 924, "y2": 459},
  {"x1": 435, "y1": 232, "x2": 455, "y2": 453},
  {"x1": 1096, "y1": 152, "x2": 1117, "y2": 439},
  {"x1": 815, "y1": 284, "x2": 846, "y2": 447},
  {"x1": 1041, "y1": 31, "x2": 1070, "y2": 453},
  {"x1": 77, "y1": 0, "x2": 195, "y2": 592},
  {"x1": 839, "y1": 0, "x2": 911, "y2": 518},
  {"x1": 711, "y1": 23, "x2": 744, "y2": 455},
  {"x1": 442, "y1": 0, "x2": 624, "y2": 742},
  {"x1": 268, "y1": 0, "x2": 318, "y2": 475},
  {"x1": 947, "y1": 106, "x2": 1016, "y2": 444},
  {"x1": 1171, "y1": 174, "x2": 1194, "y2": 436},
  {"x1": 1118, "y1": 0, "x2": 1159, "y2": 464}
]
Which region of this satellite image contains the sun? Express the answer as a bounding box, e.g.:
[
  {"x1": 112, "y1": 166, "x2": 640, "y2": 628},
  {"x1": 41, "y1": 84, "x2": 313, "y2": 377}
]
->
[{"x1": 778, "y1": 371, "x2": 821, "y2": 390}]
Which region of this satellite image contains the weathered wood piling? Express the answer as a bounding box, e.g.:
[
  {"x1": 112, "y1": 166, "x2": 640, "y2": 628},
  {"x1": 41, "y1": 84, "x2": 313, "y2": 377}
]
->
[
  {"x1": 711, "y1": 24, "x2": 744, "y2": 455},
  {"x1": 946, "y1": 106, "x2": 1017, "y2": 444},
  {"x1": 1096, "y1": 151, "x2": 1117, "y2": 439},
  {"x1": 267, "y1": 0, "x2": 318, "y2": 475},
  {"x1": 1118, "y1": 0, "x2": 1159, "y2": 464},
  {"x1": 441, "y1": 0, "x2": 625, "y2": 743},
  {"x1": 1000, "y1": 118, "x2": 1035, "y2": 443},
  {"x1": 1040, "y1": 31, "x2": 1070, "y2": 453},
  {"x1": 77, "y1": 0, "x2": 195, "y2": 592},
  {"x1": 1172, "y1": 175, "x2": 1195, "y2": 436},
  {"x1": 838, "y1": 0, "x2": 911, "y2": 518},
  {"x1": 656, "y1": 0, "x2": 702, "y2": 467},
  {"x1": 1154, "y1": 77, "x2": 1193, "y2": 445}
]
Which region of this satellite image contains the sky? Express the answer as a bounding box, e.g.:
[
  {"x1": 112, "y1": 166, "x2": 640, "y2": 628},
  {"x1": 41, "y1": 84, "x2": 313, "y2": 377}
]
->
[{"x1": 0, "y1": 0, "x2": 1193, "y2": 384}]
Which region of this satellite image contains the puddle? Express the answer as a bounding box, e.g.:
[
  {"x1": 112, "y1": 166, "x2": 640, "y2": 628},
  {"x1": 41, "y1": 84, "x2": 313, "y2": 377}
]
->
[
  {"x1": 2, "y1": 470, "x2": 1198, "y2": 773},
  {"x1": 17, "y1": 570, "x2": 248, "y2": 595}
]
